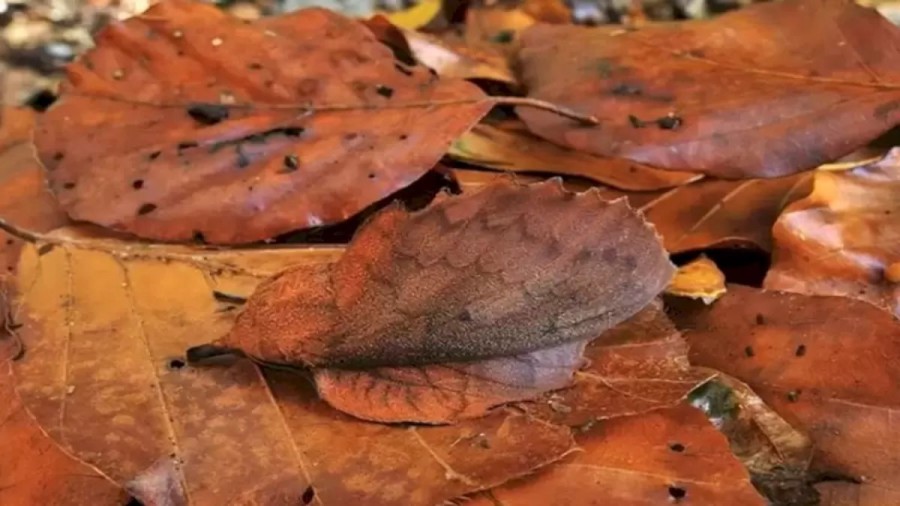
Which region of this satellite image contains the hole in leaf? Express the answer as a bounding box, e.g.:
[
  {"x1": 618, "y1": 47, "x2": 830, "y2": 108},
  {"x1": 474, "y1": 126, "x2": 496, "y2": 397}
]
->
[
  {"x1": 148, "y1": 151, "x2": 161, "y2": 161},
  {"x1": 132, "y1": 179, "x2": 145, "y2": 190},
  {"x1": 668, "y1": 485, "x2": 687, "y2": 501},
  {"x1": 795, "y1": 344, "x2": 806, "y2": 357},
  {"x1": 301, "y1": 486, "x2": 315, "y2": 505},
  {"x1": 186, "y1": 103, "x2": 230, "y2": 125},
  {"x1": 137, "y1": 203, "x2": 157, "y2": 215},
  {"x1": 669, "y1": 442, "x2": 685, "y2": 453},
  {"x1": 167, "y1": 358, "x2": 186, "y2": 370},
  {"x1": 124, "y1": 497, "x2": 144, "y2": 506},
  {"x1": 24, "y1": 89, "x2": 57, "y2": 111},
  {"x1": 376, "y1": 84, "x2": 394, "y2": 98}
]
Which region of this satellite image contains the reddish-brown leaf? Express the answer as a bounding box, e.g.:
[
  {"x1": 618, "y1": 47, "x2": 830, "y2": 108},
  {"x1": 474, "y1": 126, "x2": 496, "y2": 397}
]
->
[
  {"x1": 517, "y1": 0, "x2": 900, "y2": 178},
  {"x1": 471, "y1": 404, "x2": 766, "y2": 505},
  {"x1": 0, "y1": 364, "x2": 127, "y2": 505},
  {"x1": 34, "y1": 0, "x2": 490, "y2": 244},
  {"x1": 452, "y1": 169, "x2": 812, "y2": 253},
  {"x1": 449, "y1": 122, "x2": 702, "y2": 191},
  {"x1": 766, "y1": 148, "x2": 900, "y2": 317},
  {"x1": 670, "y1": 285, "x2": 900, "y2": 502},
  {"x1": 11, "y1": 230, "x2": 576, "y2": 505}
]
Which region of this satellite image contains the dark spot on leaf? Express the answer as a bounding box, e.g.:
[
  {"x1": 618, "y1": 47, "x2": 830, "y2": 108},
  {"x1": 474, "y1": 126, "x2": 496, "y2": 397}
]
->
[
  {"x1": 668, "y1": 486, "x2": 686, "y2": 501},
  {"x1": 755, "y1": 313, "x2": 765, "y2": 325},
  {"x1": 491, "y1": 30, "x2": 515, "y2": 44},
  {"x1": 247, "y1": 62, "x2": 263, "y2": 70},
  {"x1": 282, "y1": 154, "x2": 299, "y2": 172},
  {"x1": 795, "y1": 344, "x2": 806, "y2": 357},
  {"x1": 458, "y1": 310, "x2": 472, "y2": 322},
  {"x1": 669, "y1": 442, "x2": 685, "y2": 453},
  {"x1": 368, "y1": 173, "x2": 376, "y2": 179},
  {"x1": 177, "y1": 141, "x2": 199, "y2": 154},
  {"x1": 167, "y1": 358, "x2": 186, "y2": 370},
  {"x1": 236, "y1": 145, "x2": 251, "y2": 168},
  {"x1": 628, "y1": 115, "x2": 646, "y2": 128},
  {"x1": 53, "y1": 152, "x2": 65, "y2": 161},
  {"x1": 687, "y1": 49, "x2": 705, "y2": 58},
  {"x1": 744, "y1": 345, "x2": 755, "y2": 357},
  {"x1": 132, "y1": 179, "x2": 144, "y2": 190},
  {"x1": 376, "y1": 85, "x2": 394, "y2": 98},
  {"x1": 137, "y1": 203, "x2": 157, "y2": 215},
  {"x1": 37, "y1": 243, "x2": 55, "y2": 256},
  {"x1": 787, "y1": 390, "x2": 800, "y2": 402},
  {"x1": 399, "y1": 134, "x2": 409, "y2": 140},
  {"x1": 186, "y1": 103, "x2": 230, "y2": 125},
  {"x1": 148, "y1": 150, "x2": 161, "y2": 161},
  {"x1": 5, "y1": 239, "x2": 13, "y2": 245},
  {"x1": 657, "y1": 114, "x2": 683, "y2": 130},
  {"x1": 301, "y1": 486, "x2": 315, "y2": 505},
  {"x1": 62, "y1": 182, "x2": 76, "y2": 190},
  {"x1": 611, "y1": 83, "x2": 643, "y2": 96},
  {"x1": 193, "y1": 231, "x2": 205, "y2": 242},
  {"x1": 344, "y1": 132, "x2": 359, "y2": 141}
]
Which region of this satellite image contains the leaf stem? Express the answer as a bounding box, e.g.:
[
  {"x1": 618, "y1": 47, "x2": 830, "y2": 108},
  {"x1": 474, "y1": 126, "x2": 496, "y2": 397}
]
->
[{"x1": 0, "y1": 217, "x2": 43, "y2": 244}]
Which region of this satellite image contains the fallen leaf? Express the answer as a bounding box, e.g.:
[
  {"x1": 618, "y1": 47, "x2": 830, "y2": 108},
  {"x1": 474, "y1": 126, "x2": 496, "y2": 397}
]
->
[
  {"x1": 0, "y1": 364, "x2": 128, "y2": 505},
  {"x1": 217, "y1": 180, "x2": 675, "y2": 422},
  {"x1": 451, "y1": 169, "x2": 812, "y2": 253},
  {"x1": 765, "y1": 148, "x2": 900, "y2": 317},
  {"x1": 690, "y1": 374, "x2": 818, "y2": 504},
  {"x1": 517, "y1": 0, "x2": 900, "y2": 178},
  {"x1": 0, "y1": 107, "x2": 69, "y2": 350},
  {"x1": 378, "y1": 0, "x2": 442, "y2": 30},
  {"x1": 10, "y1": 228, "x2": 575, "y2": 505},
  {"x1": 34, "y1": 0, "x2": 491, "y2": 243},
  {"x1": 470, "y1": 404, "x2": 766, "y2": 506},
  {"x1": 667, "y1": 255, "x2": 727, "y2": 303},
  {"x1": 670, "y1": 285, "x2": 900, "y2": 503},
  {"x1": 449, "y1": 122, "x2": 701, "y2": 191}
]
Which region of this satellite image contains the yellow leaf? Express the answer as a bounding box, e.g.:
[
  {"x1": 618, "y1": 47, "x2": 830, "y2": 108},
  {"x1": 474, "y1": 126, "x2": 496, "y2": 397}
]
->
[
  {"x1": 666, "y1": 256, "x2": 727, "y2": 304},
  {"x1": 378, "y1": 0, "x2": 442, "y2": 30}
]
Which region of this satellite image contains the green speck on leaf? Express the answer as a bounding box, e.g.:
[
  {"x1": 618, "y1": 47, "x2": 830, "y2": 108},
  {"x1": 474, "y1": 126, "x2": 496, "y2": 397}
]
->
[
  {"x1": 491, "y1": 30, "x2": 516, "y2": 44},
  {"x1": 596, "y1": 59, "x2": 615, "y2": 78}
]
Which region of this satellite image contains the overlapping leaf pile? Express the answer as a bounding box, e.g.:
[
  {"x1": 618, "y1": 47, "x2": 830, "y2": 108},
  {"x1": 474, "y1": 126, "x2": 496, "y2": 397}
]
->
[{"x1": 2, "y1": 0, "x2": 900, "y2": 504}]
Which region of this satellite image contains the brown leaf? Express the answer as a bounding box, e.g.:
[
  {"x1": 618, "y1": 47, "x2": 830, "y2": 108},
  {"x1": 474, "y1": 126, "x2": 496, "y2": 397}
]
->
[
  {"x1": 0, "y1": 364, "x2": 128, "y2": 505},
  {"x1": 0, "y1": 107, "x2": 69, "y2": 351},
  {"x1": 517, "y1": 0, "x2": 900, "y2": 178},
  {"x1": 449, "y1": 122, "x2": 702, "y2": 191},
  {"x1": 766, "y1": 148, "x2": 900, "y2": 317},
  {"x1": 218, "y1": 180, "x2": 674, "y2": 422},
  {"x1": 34, "y1": 0, "x2": 491, "y2": 244},
  {"x1": 670, "y1": 285, "x2": 900, "y2": 502},
  {"x1": 471, "y1": 404, "x2": 766, "y2": 505},
  {"x1": 452, "y1": 169, "x2": 812, "y2": 253},
  {"x1": 10, "y1": 228, "x2": 575, "y2": 505}
]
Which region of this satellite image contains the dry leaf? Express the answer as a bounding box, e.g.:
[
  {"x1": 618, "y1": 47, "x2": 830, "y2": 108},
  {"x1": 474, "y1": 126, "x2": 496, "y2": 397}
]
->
[
  {"x1": 0, "y1": 364, "x2": 128, "y2": 505},
  {"x1": 452, "y1": 169, "x2": 812, "y2": 253},
  {"x1": 667, "y1": 255, "x2": 727, "y2": 303},
  {"x1": 766, "y1": 148, "x2": 900, "y2": 317},
  {"x1": 0, "y1": 107, "x2": 69, "y2": 347},
  {"x1": 10, "y1": 228, "x2": 575, "y2": 505},
  {"x1": 34, "y1": 0, "x2": 491, "y2": 244},
  {"x1": 218, "y1": 179, "x2": 675, "y2": 423},
  {"x1": 691, "y1": 375, "x2": 818, "y2": 504},
  {"x1": 471, "y1": 404, "x2": 766, "y2": 506},
  {"x1": 449, "y1": 122, "x2": 701, "y2": 191},
  {"x1": 517, "y1": 0, "x2": 900, "y2": 178},
  {"x1": 670, "y1": 285, "x2": 900, "y2": 503},
  {"x1": 378, "y1": 0, "x2": 442, "y2": 30}
]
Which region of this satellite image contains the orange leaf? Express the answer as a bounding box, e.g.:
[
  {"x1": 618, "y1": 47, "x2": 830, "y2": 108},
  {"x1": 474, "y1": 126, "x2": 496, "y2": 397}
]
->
[
  {"x1": 671, "y1": 285, "x2": 900, "y2": 502},
  {"x1": 34, "y1": 0, "x2": 491, "y2": 244},
  {"x1": 766, "y1": 148, "x2": 900, "y2": 317},
  {"x1": 517, "y1": 0, "x2": 900, "y2": 178}
]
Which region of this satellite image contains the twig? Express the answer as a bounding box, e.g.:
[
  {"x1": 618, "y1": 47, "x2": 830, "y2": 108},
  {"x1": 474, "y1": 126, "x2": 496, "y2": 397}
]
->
[{"x1": 0, "y1": 216, "x2": 44, "y2": 244}]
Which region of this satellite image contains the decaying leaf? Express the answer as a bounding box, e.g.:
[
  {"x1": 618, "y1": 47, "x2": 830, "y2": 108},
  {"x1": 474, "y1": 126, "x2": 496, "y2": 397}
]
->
[
  {"x1": 0, "y1": 107, "x2": 68, "y2": 347},
  {"x1": 766, "y1": 148, "x2": 900, "y2": 317},
  {"x1": 452, "y1": 169, "x2": 812, "y2": 253},
  {"x1": 517, "y1": 0, "x2": 900, "y2": 178},
  {"x1": 217, "y1": 180, "x2": 675, "y2": 422},
  {"x1": 670, "y1": 285, "x2": 900, "y2": 503},
  {"x1": 34, "y1": 0, "x2": 491, "y2": 244},
  {"x1": 449, "y1": 122, "x2": 701, "y2": 191},
  {"x1": 470, "y1": 404, "x2": 766, "y2": 505},
  {"x1": 0, "y1": 364, "x2": 128, "y2": 505},
  {"x1": 691, "y1": 375, "x2": 818, "y2": 505},
  {"x1": 667, "y1": 255, "x2": 727, "y2": 303},
  {"x1": 10, "y1": 228, "x2": 575, "y2": 505}
]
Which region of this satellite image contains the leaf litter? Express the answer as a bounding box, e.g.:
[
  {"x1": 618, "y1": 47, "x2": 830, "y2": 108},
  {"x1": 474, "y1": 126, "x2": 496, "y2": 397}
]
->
[{"x1": 5, "y1": 0, "x2": 900, "y2": 503}]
